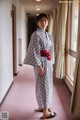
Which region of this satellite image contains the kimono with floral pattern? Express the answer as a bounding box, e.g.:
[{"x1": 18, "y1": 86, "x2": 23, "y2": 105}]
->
[{"x1": 24, "y1": 28, "x2": 55, "y2": 108}]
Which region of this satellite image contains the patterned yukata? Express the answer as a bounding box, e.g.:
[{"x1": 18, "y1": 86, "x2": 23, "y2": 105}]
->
[{"x1": 24, "y1": 28, "x2": 55, "y2": 108}]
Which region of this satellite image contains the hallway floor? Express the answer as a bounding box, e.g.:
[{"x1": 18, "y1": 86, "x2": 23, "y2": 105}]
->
[{"x1": 0, "y1": 64, "x2": 74, "y2": 120}]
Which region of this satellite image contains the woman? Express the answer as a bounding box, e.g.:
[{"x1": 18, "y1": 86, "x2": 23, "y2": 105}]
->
[{"x1": 24, "y1": 13, "x2": 56, "y2": 119}]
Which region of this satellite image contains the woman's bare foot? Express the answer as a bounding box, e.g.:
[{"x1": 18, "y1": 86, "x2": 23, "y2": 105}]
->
[
  {"x1": 40, "y1": 112, "x2": 56, "y2": 119},
  {"x1": 35, "y1": 108, "x2": 43, "y2": 112},
  {"x1": 35, "y1": 108, "x2": 51, "y2": 112},
  {"x1": 40, "y1": 108, "x2": 56, "y2": 119}
]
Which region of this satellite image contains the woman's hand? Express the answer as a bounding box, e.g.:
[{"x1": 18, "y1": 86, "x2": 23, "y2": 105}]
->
[
  {"x1": 38, "y1": 66, "x2": 44, "y2": 76},
  {"x1": 53, "y1": 64, "x2": 55, "y2": 72}
]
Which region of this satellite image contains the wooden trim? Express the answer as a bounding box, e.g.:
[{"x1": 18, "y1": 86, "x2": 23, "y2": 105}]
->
[
  {"x1": 12, "y1": 5, "x2": 17, "y2": 75},
  {"x1": 65, "y1": 3, "x2": 69, "y2": 75},
  {"x1": 64, "y1": 76, "x2": 73, "y2": 93},
  {"x1": 68, "y1": 49, "x2": 77, "y2": 58}
]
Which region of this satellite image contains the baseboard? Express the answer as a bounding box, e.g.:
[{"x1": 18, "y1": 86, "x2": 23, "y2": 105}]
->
[
  {"x1": 19, "y1": 64, "x2": 23, "y2": 66},
  {"x1": 14, "y1": 71, "x2": 19, "y2": 76},
  {"x1": 0, "y1": 81, "x2": 13, "y2": 108}
]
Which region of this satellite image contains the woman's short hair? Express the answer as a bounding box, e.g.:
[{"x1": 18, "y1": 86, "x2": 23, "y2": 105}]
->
[{"x1": 37, "y1": 13, "x2": 48, "y2": 22}]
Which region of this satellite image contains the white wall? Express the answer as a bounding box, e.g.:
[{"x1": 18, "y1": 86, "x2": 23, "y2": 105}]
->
[
  {"x1": 0, "y1": 0, "x2": 28, "y2": 103},
  {"x1": 21, "y1": 6, "x2": 27, "y2": 62},
  {"x1": 0, "y1": 0, "x2": 13, "y2": 102},
  {"x1": 16, "y1": 0, "x2": 27, "y2": 65}
]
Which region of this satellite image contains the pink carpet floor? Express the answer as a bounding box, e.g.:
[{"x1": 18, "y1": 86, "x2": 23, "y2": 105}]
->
[{"x1": 0, "y1": 64, "x2": 75, "y2": 120}]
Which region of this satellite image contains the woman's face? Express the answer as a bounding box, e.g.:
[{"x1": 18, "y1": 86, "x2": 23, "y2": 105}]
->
[{"x1": 37, "y1": 17, "x2": 48, "y2": 30}]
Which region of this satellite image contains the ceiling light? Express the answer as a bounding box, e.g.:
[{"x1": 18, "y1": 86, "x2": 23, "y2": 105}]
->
[
  {"x1": 36, "y1": 5, "x2": 41, "y2": 8},
  {"x1": 36, "y1": 0, "x2": 41, "y2": 2},
  {"x1": 36, "y1": 13, "x2": 39, "y2": 16},
  {"x1": 36, "y1": 8, "x2": 40, "y2": 11}
]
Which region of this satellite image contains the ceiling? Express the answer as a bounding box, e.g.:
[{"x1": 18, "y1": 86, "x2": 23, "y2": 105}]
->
[{"x1": 20, "y1": 0, "x2": 59, "y2": 16}]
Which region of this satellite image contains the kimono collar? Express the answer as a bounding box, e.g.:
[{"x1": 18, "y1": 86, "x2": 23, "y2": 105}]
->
[
  {"x1": 37, "y1": 28, "x2": 46, "y2": 33},
  {"x1": 37, "y1": 28, "x2": 48, "y2": 39}
]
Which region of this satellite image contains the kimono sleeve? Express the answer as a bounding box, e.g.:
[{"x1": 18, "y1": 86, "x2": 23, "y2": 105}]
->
[{"x1": 24, "y1": 32, "x2": 42, "y2": 67}]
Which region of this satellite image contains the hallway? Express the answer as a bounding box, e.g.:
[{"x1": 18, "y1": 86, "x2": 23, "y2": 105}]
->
[
  {"x1": 1, "y1": 64, "x2": 73, "y2": 120},
  {"x1": 0, "y1": 0, "x2": 80, "y2": 119}
]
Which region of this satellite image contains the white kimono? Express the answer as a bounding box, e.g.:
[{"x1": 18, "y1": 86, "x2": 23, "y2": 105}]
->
[{"x1": 24, "y1": 28, "x2": 55, "y2": 108}]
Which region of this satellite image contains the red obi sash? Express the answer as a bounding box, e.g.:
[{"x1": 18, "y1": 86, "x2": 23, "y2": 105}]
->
[{"x1": 40, "y1": 50, "x2": 51, "y2": 60}]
